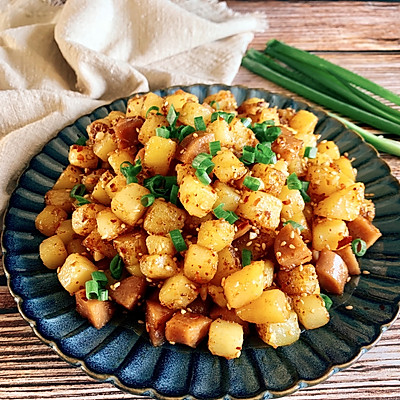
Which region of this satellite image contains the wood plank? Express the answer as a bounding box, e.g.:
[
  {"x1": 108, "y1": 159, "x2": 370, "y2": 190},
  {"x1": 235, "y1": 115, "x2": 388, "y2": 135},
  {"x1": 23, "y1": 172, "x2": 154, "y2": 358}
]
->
[{"x1": 228, "y1": 1, "x2": 400, "y2": 51}]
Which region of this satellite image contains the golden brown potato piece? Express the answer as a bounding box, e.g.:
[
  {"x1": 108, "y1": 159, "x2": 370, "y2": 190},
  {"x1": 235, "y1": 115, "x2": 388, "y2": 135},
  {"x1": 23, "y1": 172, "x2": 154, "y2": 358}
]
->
[
  {"x1": 315, "y1": 250, "x2": 349, "y2": 295},
  {"x1": 277, "y1": 264, "x2": 319, "y2": 296},
  {"x1": 71, "y1": 203, "x2": 106, "y2": 236},
  {"x1": 114, "y1": 117, "x2": 143, "y2": 149},
  {"x1": 35, "y1": 205, "x2": 68, "y2": 237},
  {"x1": 82, "y1": 229, "x2": 117, "y2": 260},
  {"x1": 208, "y1": 318, "x2": 243, "y2": 359},
  {"x1": 75, "y1": 289, "x2": 115, "y2": 330},
  {"x1": 209, "y1": 305, "x2": 250, "y2": 335},
  {"x1": 274, "y1": 223, "x2": 312, "y2": 270},
  {"x1": 335, "y1": 243, "x2": 360, "y2": 275},
  {"x1": 347, "y1": 215, "x2": 382, "y2": 249},
  {"x1": 146, "y1": 299, "x2": 175, "y2": 347},
  {"x1": 109, "y1": 275, "x2": 147, "y2": 311},
  {"x1": 177, "y1": 133, "x2": 216, "y2": 164},
  {"x1": 271, "y1": 131, "x2": 303, "y2": 162},
  {"x1": 165, "y1": 312, "x2": 212, "y2": 348}
]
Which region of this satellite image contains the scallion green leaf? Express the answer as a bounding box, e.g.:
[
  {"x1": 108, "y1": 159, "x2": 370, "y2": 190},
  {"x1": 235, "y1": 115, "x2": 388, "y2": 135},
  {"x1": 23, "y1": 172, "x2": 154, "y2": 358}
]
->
[
  {"x1": 304, "y1": 146, "x2": 318, "y2": 158},
  {"x1": 156, "y1": 127, "x2": 170, "y2": 138},
  {"x1": 242, "y1": 249, "x2": 252, "y2": 267},
  {"x1": 255, "y1": 143, "x2": 277, "y2": 164},
  {"x1": 225, "y1": 210, "x2": 239, "y2": 225},
  {"x1": 194, "y1": 116, "x2": 206, "y2": 131},
  {"x1": 351, "y1": 238, "x2": 367, "y2": 256},
  {"x1": 283, "y1": 220, "x2": 304, "y2": 231},
  {"x1": 75, "y1": 136, "x2": 87, "y2": 146},
  {"x1": 195, "y1": 168, "x2": 212, "y2": 185},
  {"x1": 287, "y1": 173, "x2": 303, "y2": 190},
  {"x1": 169, "y1": 184, "x2": 179, "y2": 205},
  {"x1": 167, "y1": 104, "x2": 179, "y2": 128},
  {"x1": 170, "y1": 229, "x2": 188, "y2": 252},
  {"x1": 241, "y1": 117, "x2": 252, "y2": 128},
  {"x1": 209, "y1": 141, "x2": 221, "y2": 156},
  {"x1": 146, "y1": 106, "x2": 161, "y2": 118},
  {"x1": 212, "y1": 203, "x2": 238, "y2": 224},
  {"x1": 209, "y1": 100, "x2": 220, "y2": 110},
  {"x1": 211, "y1": 111, "x2": 235, "y2": 124},
  {"x1": 243, "y1": 176, "x2": 261, "y2": 191},
  {"x1": 85, "y1": 280, "x2": 99, "y2": 300},
  {"x1": 176, "y1": 125, "x2": 195, "y2": 142},
  {"x1": 120, "y1": 159, "x2": 142, "y2": 184},
  {"x1": 70, "y1": 184, "x2": 91, "y2": 206},
  {"x1": 320, "y1": 293, "x2": 333, "y2": 311},
  {"x1": 192, "y1": 153, "x2": 212, "y2": 169},
  {"x1": 110, "y1": 254, "x2": 124, "y2": 280},
  {"x1": 141, "y1": 193, "x2": 155, "y2": 207},
  {"x1": 98, "y1": 289, "x2": 109, "y2": 302},
  {"x1": 91, "y1": 271, "x2": 108, "y2": 287}
]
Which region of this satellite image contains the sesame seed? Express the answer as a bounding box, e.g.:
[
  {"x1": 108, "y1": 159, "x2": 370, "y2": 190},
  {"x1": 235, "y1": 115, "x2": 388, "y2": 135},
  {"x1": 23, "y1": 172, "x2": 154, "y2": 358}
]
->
[
  {"x1": 362, "y1": 270, "x2": 371, "y2": 275},
  {"x1": 290, "y1": 231, "x2": 295, "y2": 239},
  {"x1": 281, "y1": 241, "x2": 287, "y2": 246},
  {"x1": 345, "y1": 305, "x2": 353, "y2": 310},
  {"x1": 289, "y1": 244, "x2": 296, "y2": 249},
  {"x1": 276, "y1": 251, "x2": 282, "y2": 257},
  {"x1": 246, "y1": 241, "x2": 253, "y2": 247},
  {"x1": 249, "y1": 232, "x2": 257, "y2": 240}
]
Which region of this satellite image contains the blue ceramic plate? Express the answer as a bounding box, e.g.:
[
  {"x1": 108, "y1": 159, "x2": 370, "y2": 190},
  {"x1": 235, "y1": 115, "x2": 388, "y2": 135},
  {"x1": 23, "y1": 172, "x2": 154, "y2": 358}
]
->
[{"x1": 3, "y1": 84, "x2": 400, "y2": 399}]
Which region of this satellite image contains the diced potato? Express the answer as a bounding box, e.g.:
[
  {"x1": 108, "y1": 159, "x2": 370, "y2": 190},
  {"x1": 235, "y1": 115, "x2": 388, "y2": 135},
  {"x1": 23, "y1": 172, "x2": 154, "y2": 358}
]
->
[
  {"x1": 138, "y1": 114, "x2": 169, "y2": 145},
  {"x1": 212, "y1": 149, "x2": 247, "y2": 183},
  {"x1": 197, "y1": 219, "x2": 235, "y2": 252},
  {"x1": 278, "y1": 185, "x2": 305, "y2": 220},
  {"x1": 212, "y1": 181, "x2": 240, "y2": 212},
  {"x1": 35, "y1": 205, "x2": 68, "y2": 237},
  {"x1": 271, "y1": 132, "x2": 303, "y2": 162},
  {"x1": 347, "y1": 215, "x2": 382, "y2": 249},
  {"x1": 92, "y1": 132, "x2": 118, "y2": 161},
  {"x1": 96, "y1": 208, "x2": 128, "y2": 240},
  {"x1": 292, "y1": 294, "x2": 330, "y2": 330},
  {"x1": 209, "y1": 305, "x2": 249, "y2": 335},
  {"x1": 315, "y1": 250, "x2": 349, "y2": 294},
  {"x1": 251, "y1": 163, "x2": 287, "y2": 197},
  {"x1": 140, "y1": 254, "x2": 179, "y2": 280},
  {"x1": 66, "y1": 238, "x2": 88, "y2": 255},
  {"x1": 58, "y1": 253, "x2": 97, "y2": 294},
  {"x1": 146, "y1": 299, "x2": 175, "y2": 346},
  {"x1": 82, "y1": 229, "x2": 117, "y2": 260},
  {"x1": 335, "y1": 244, "x2": 361, "y2": 275},
  {"x1": 236, "y1": 190, "x2": 283, "y2": 231},
  {"x1": 71, "y1": 203, "x2": 106, "y2": 236},
  {"x1": 126, "y1": 94, "x2": 144, "y2": 117},
  {"x1": 108, "y1": 148, "x2": 135, "y2": 175},
  {"x1": 277, "y1": 264, "x2": 318, "y2": 295},
  {"x1": 144, "y1": 136, "x2": 177, "y2": 176},
  {"x1": 314, "y1": 183, "x2": 364, "y2": 221},
  {"x1": 55, "y1": 219, "x2": 77, "y2": 245},
  {"x1": 105, "y1": 174, "x2": 127, "y2": 198},
  {"x1": 204, "y1": 90, "x2": 238, "y2": 112},
  {"x1": 113, "y1": 231, "x2": 147, "y2": 266},
  {"x1": 109, "y1": 275, "x2": 147, "y2": 310},
  {"x1": 125, "y1": 263, "x2": 144, "y2": 277},
  {"x1": 289, "y1": 109, "x2": 318, "y2": 135},
  {"x1": 75, "y1": 289, "x2": 115, "y2": 330},
  {"x1": 312, "y1": 217, "x2": 350, "y2": 251},
  {"x1": 184, "y1": 244, "x2": 218, "y2": 284},
  {"x1": 223, "y1": 261, "x2": 266, "y2": 309},
  {"x1": 146, "y1": 235, "x2": 176, "y2": 256},
  {"x1": 111, "y1": 183, "x2": 150, "y2": 226},
  {"x1": 39, "y1": 235, "x2": 68, "y2": 270},
  {"x1": 53, "y1": 165, "x2": 82, "y2": 190},
  {"x1": 332, "y1": 156, "x2": 356, "y2": 181},
  {"x1": 45, "y1": 189, "x2": 74, "y2": 213},
  {"x1": 159, "y1": 273, "x2": 199, "y2": 310},
  {"x1": 114, "y1": 117, "x2": 143, "y2": 149},
  {"x1": 236, "y1": 288, "x2": 291, "y2": 324},
  {"x1": 68, "y1": 145, "x2": 99, "y2": 169},
  {"x1": 164, "y1": 90, "x2": 198, "y2": 113},
  {"x1": 274, "y1": 223, "x2": 312, "y2": 269},
  {"x1": 207, "y1": 284, "x2": 227, "y2": 308},
  {"x1": 165, "y1": 312, "x2": 212, "y2": 348},
  {"x1": 237, "y1": 97, "x2": 269, "y2": 120},
  {"x1": 178, "y1": 101, "x2": 213, "y2": 128},
  {"x1": 317, "y1": 140, "x2": 340, "y2": 161},
  {"x1": 210, "y1": 247, "x2": 241, "y2": 286},
  {"x1": 179, "y1": 174, "x2": 218, "y2": 218},
  {"x1": 257, "y1": 310, "x2": 301, "y2": 348},
  {"x1": 208, "y1": 318, "x2": 243, "y2": 359},
  {"x1": 139, "y1": 92, "x2": 165, "y2": 118},
  {"x1": 92, "y1": 171, "x2": 114, "y2": 206},
  {"x1": 206, "y1": 119, "x2": 235, "y2": 148},
  {"x1": 143, "y1": 199, "x2": 186, "y2": 235},
  {"x1": 81, "y1": 168, "x2": 106, "y2": 192}
]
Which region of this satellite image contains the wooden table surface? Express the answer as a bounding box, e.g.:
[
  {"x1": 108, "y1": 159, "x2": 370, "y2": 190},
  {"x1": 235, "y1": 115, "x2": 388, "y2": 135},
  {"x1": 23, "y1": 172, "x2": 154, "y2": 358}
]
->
[{"x1": 1, "y1": 1, "x2": 400, "y2": 399}]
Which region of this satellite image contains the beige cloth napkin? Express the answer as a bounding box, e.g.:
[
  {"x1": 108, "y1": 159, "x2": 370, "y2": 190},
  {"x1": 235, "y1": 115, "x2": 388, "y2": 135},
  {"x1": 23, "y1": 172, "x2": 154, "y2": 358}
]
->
[{"x1": 0, "y1": 0, "x2": 267, "y2": 212}]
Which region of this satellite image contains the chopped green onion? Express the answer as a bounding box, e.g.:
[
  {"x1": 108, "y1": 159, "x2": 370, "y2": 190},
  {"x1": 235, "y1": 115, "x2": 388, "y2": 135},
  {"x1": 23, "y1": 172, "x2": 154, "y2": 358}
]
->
[
  {"x1": 145, "y1": 106, "x2": 161, "y2": 118},
  {"x1": 195, "y1": 168, "x2": 212, "y2": 185},
  {"x1": 167, "y1": 104, "x2": 179, "y2": 128},
  {"x1": 241, "y1": 117, "x2": 252, "y2": 128},
  {"x1": 211, "y1": 111, "x2": 235, "y2": 124},
  {"x1": 209, "y1": 141, "x2": 221, "y2": 156},
  {"x1": 243, "y1": 176, "x2": 261, "y2": 191},
  {"x1": 98, "y1": 289, "x2": 109, "y2": 301},
  {"x1": 283, "y1": 220, "x2": 304, "y2": 231},
  {"x1": 169, "y1": 184, "x2": 179, "y2": 205},
  {"x1": 250, "y1": 121, "x2": 281, "y2": 143},
  {"x1": 242, "y1": 249, "x2": 252, "y2": 267},
  {"x1": 141, "y1": 193, "x2": 155, "y2": 207},
  {"x1": 70, "y1": 184, "x2": 91, "y2": 206},
  {"x1": 176, "y1": 125, "x2": 195, "y2": 142},
  {"x1": 255, "y1": 143, "x2": 277, "y2": 164},
  {"x1": 110, "y1": 254, "x2": 124, "y2": 280},
  {"x1": 240, "y1": 146, "x2": 256, "y2": 165},
  {"x1": 209, "y1": 100, "x2": 220, "y2": 110},
  {"x1": 352, "y1": 238, "x2": 367, "y2": 256},
  {"x1": 212, "y1": 203, "x2": 239, "y2": 224},
  {"x1": 225, "y1": 210, "x2": 239, "y2": 225},
  {"x1": 120, "y1": 159, "x2": 142, "y2": 184},
  {"x1": 170, "y1": 229, "x2": 188, "y2": 252},
  {"x1": 287, "y1": 173, "x2": 303, "y2": 190},
  {"x1": 320, "y1": 293, "x2": 333, "y2": 311},
  {"x1": 75, "y1": 136, "x2": 87, "y2": 146},
  {"x1": 85, "y1": 280, "x2": 99, "y2": 300},
  {"x1": 143, "y1": 174, "x2": 178, "y2": 202},
  {"x1": 304, "y1": 146, "x2": 318, "y2": 159},
  {"x1": 192, "y1": 153, "x2": 213, "y2": 169},
  {"x1": 156, "y1": 127, "x2": 170, "y2": 138},
  {"x1": 91, "y1": 271, "x2": 108, "y2": 287},
  {"x1": 300, "y1": 181, "x2": 311, "y2": 203},
  {"x1": 194, "y1": 116, "x2": 207, "y2": 131}
]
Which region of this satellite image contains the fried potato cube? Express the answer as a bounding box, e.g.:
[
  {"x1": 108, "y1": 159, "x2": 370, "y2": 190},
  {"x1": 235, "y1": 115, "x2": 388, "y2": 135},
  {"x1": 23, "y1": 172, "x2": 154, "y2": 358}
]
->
[
  {"x1": 278, "y1": 185, "x2": 305, "y2": 221},
  {"x1": 347, "y1": 215, "x2": 382, "y2": 249},
  {"x1": 96, "y1": 208, "x2": 127, "y2": 240},
  {"x1": 39, "y1": 235, "x2": 68, "y2": 270},
  {"x1": 223, "y1": 260, "x2": 266, "y2": 309},
  {"x1": 91, "y1": 171, "x2": 114, "y2": 206},
  {"x1": 143, "y1": 199, "x2": 186, "y2": 235},
  {"x1": 58, "y1": 253, "x2": 97, "y2": 294},
  {"x1": 236, "y1": 288, "x2": 291, "y2": 324},
  {"x1": 204, "y1": 90, "x2": 238, "y2": 112},
  {"x1": 292, "y1": 294, "x2": 330, "y2": 330},
  {"x1": 114, "y1": 231, "x2": 147, "y2": 266},
  {"x1": 178, "y1": 101, "x2": 213, "y2": 128},
  {"x1": 55, "y1": 219, "x2": 76, "y2": 245},
  {"x1": 289, "y1": 109, "x2": 318, "y2": 135},
  {"x1": 108, "y1": 148, "x2": 135, "y2": 175},
  {"x1": 236, "y1": 190, "x2": 283, "y2": 231},
  {"x1": 127, "y1": 92, "x2": 164, "y2": 118},
  {"x1": 53, "y1": 165, "x2": 82, "y2": 190},
  {"x1": 206, "y1": 119, "x2": 236, "y2": 147},
  {"x1": 166, "y1": 312, "x2": 212, "y2": 348},
  {"x1": 210, "y1": 246, "x2": 241, "y2": 286},
  {"x1": 146, "y1": 299, "x2": 175, "y2": 347},
  {"x1": 159, "y1": 273, "x2": 199, "y2": 310},
  {"x1": 212, "y1": 149, "x2": 247, "y2": 183},
  {"x1": 179, "y1": 174, "x2": 218, "y2": 218},
  {"x1": 251, "y1": 163, "x2": 287, "y2": 197},
  {"x1": 72, "y1": 203, "x2": 106, "y2": 236},
  {"x1": 271, "y1": 132, "x2": 303, "y2": 162},
  {"x1": 208, "y1": 318, "x2": 243, "y2": 359},
  {"x1": 257, "y1": 310, "x2": 301, "y2": 348},
  {"x1": 109, "y1": 275, "x2": 147, "y2": 311},
  {"x1": 184, "y1": 244, "x2": 218, "y2": 284},
  {"x1": 146, "y1": 235, "x2": 176, "y2": 256},
  {"x1": 82, "y1": 229, "x2": 117, "y2": 260},
  {"x1": 277, "y1": 264, "x2": 318, "y2": 295},
  {"x1": 140, "y1": 254, "x2": 179, "y2": 280},
  {"x1": 207, "y1": 284, "x2": 227, "y2": 308},
  {"x1": 111, "y1": 183, "x2": 150, "y2": 226},
  {"x1": 35, "y1": 205, "x2": 68, "y2": 237},
  {"x1": 45, "y1": 189, "x2": 74, "y2": 213},
  {"x1": 212, "y1": 181, "x2": 240, "y2": 212},
  {"x1": 144, "y1": 136, "x2": 177, "y2": 176},
  {"x1": 164, "y1": 90, "x2": 198, "y2": 113},
  {"x1": 317, "y1": 140, "x2": 340, "y2": 161},
  {"x1": 105, "y1": 174, "x2": 127, "y2": 198},
  {"x1": 138, "y1": 114, "x2": 168, "y2": 145},
  {"x1": 92, "y1": 132, "x2": 118, "y2": 161},
  {"x1": 314, "y1": 183, "x2": 365, "y2": 221},
  {"x1": 76, "y1": 289, "x2": 115, "y2": 330},
  {"x1": 197, "y1": 219, "x2": 235, "y2": 252},
  {"x1": 229, "y1": 118, "x2": 258, "y2": 152},
  {"x1": 312, "y1": 217, "x2": 349, "y2": 251},
  {"x1": 209, "y1": 305, "x2": 250, "y2": 335},
  {"x1": 68, "y1": 145, "x2": 99, "y2": 169}
]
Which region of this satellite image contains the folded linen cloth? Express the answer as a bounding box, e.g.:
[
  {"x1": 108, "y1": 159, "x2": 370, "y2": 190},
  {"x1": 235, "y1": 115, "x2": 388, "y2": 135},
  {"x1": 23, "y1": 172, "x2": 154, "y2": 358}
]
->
[{"x1": 0, "y1": 0, "x2": 267, "y2": 213}]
